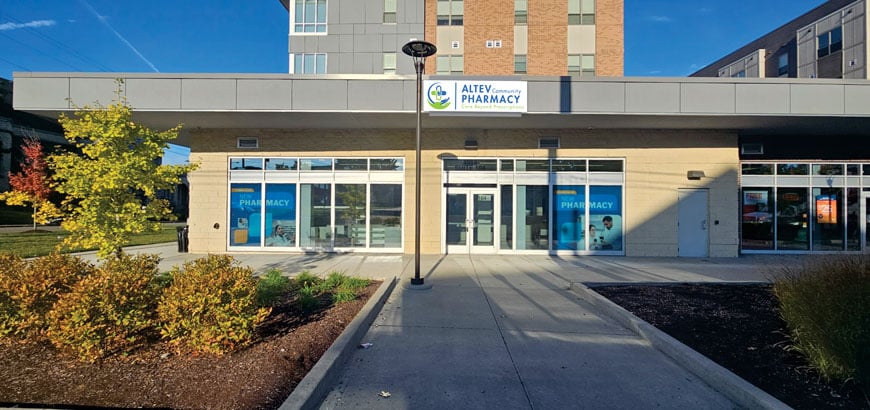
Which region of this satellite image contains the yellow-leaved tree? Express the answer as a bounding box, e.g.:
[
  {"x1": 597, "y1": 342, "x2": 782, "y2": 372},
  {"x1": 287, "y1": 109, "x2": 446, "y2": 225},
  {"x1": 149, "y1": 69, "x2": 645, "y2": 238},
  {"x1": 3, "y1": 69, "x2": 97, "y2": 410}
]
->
[{"x1": 49, "y1": 83, "x2": 198, "y2": 258}]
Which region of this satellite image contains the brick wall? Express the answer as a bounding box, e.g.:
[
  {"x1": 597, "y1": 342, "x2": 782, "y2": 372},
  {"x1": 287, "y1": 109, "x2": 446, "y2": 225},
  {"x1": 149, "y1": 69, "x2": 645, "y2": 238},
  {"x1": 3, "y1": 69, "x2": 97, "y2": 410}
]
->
[
  {"x1": 528, "y1": 0, "x2": 568, "y2": 75},
  {"x1": 596, "y1": 0, "x2": 625, "y2": 76}
]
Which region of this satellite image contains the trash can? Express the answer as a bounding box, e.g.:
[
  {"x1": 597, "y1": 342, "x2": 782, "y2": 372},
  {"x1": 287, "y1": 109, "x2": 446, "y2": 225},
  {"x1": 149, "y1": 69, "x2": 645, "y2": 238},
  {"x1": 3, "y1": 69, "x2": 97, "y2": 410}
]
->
[{"x1": 176, "y1": 225, "x2": 189, "y2": 253}]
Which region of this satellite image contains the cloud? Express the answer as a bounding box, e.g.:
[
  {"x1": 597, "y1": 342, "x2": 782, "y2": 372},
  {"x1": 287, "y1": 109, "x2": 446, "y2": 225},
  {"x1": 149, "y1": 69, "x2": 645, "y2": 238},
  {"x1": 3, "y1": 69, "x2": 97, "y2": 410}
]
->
[
  {"x1": 647, "y1": 15, "x2": 673, "y2": 23},
  {"x1": 0, "y1": 19, "x2": 56, "y2": 31}
]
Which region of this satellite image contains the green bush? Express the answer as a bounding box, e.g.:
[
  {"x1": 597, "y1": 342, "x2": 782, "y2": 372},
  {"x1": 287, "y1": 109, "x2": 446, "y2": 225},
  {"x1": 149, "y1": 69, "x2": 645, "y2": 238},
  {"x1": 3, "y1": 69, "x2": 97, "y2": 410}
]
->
[
  {"x1": 47, "y1": 253, "x2": 162, "y2": 362},
  {"x1": 773, "y1": 255, "x2": 870, "y2": 387},
  {"x1": 257, "y1": 269, "x2": 290, "y2": 307},
  {"x1": 293, "y1": 271, "x2": 322, "y2": 290},
  {"x1": 157, "y1": 255, "x2": 269, "y2": 355},
  {"x1": 324, "y1": 272, "x2": 370, "y2": 304},
  {"x1": 0, "y1": 253, "x2": 92, "y2": 339}
]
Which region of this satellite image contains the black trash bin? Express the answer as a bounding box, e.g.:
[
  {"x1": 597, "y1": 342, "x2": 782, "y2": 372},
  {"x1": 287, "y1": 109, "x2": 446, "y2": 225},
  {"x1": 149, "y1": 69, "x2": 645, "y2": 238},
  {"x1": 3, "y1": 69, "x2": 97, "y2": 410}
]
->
[{"x1": 176, "y1": 225, "x2": 189, "y2": 253}]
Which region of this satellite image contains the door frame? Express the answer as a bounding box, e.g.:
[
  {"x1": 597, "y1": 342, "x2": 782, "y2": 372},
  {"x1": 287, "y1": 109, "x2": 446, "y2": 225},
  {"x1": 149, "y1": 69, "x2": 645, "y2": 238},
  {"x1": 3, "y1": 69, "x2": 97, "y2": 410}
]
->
[
  {"x1": 862, "y1": 192, "x2": 870, "y2": 252},
  {"x1": 444, "y1": 186, "x2": 499, "y2": 254}
]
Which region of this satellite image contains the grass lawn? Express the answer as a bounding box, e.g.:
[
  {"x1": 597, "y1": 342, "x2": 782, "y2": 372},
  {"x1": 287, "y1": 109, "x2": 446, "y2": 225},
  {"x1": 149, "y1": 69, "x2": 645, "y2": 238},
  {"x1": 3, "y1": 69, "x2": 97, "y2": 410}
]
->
[{"x1": 0, "y1": 225, "x2": 179, "y2": 257}]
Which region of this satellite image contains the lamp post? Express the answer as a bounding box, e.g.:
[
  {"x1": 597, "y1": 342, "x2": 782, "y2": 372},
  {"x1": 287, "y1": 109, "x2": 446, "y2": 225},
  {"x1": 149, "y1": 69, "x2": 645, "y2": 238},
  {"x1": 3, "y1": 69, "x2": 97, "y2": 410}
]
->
[{"x1": 402, "y1": 40, "x2": 436, "y2": 286}]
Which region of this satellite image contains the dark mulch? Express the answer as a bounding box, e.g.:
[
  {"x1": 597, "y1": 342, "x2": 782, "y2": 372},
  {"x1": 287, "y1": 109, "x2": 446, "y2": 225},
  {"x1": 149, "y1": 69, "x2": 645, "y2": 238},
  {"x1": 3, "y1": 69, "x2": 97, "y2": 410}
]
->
[
  {"x1": 593, "y1": 284, "x2": 869, "y2": 410},
  {"x1": 0, "y1": 281, "x2": 380, "y2": 410}
]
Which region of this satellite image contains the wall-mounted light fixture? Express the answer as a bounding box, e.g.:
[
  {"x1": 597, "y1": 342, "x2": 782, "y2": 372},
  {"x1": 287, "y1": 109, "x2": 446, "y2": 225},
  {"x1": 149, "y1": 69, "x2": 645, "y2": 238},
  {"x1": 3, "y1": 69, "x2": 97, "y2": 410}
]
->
[{"x1": 687, "y1": 170, "x2": 706, "y2": 180}]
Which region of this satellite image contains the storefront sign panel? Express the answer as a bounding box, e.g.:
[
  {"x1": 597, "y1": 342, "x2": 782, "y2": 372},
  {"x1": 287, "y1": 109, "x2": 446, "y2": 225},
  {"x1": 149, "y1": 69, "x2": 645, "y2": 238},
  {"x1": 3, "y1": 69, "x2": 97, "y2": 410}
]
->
[{"x1": 423, "y1": 80, "x2": 527, "y2": 113}]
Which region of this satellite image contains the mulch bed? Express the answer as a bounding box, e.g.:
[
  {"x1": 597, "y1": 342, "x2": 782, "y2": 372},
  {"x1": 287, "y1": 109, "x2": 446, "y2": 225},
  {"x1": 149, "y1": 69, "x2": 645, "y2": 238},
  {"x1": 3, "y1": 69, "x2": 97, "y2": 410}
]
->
[
  {"x1": 593, "y1": 284, "x2": 868, "y2": 410},
  {"x1": 0, "y1": 281, "x2": 380, "y2": 410}
]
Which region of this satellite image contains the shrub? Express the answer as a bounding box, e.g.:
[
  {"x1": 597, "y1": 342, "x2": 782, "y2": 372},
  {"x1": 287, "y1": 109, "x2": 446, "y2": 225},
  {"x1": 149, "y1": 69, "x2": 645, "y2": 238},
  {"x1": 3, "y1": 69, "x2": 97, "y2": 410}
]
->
[
  {"x1": 47, "y1": 253, "x2": 161, "y2": 362},
  {"x1": 0, "y1": 253, "x2": 92, "y2": 339},
  {"x1": 257, "y1": 269, "x2": 290, "y2": 307},
  {"x1": 773, "y1": 255, "x2": 870, "y2": 387},
  {"x1": 157, "y1": 255, "x2": 269, "y2": 355},
  {"x1": 293, "y1": 271, "x2": 322, "y2": 290},
  {"x1": 324, "y1": 272, "x2": 371, "y2": 304}
]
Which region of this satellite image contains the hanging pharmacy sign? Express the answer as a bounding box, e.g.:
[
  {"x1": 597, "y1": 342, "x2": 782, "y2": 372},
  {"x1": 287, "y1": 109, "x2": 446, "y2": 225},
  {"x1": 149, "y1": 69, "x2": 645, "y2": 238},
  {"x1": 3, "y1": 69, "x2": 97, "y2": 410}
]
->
[{"x1": 423, "y1": 80, "x2": 527, "y2": 113}]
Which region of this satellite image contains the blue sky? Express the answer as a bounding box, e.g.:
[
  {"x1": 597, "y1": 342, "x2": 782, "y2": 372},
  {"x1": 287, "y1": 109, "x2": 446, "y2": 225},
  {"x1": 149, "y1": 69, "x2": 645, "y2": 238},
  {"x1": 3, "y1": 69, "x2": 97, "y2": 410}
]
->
[
  {"x1": 1, "y1": 0, "x2": 825, "y2": 79},
  {"x1": 0, "y1": 0, "x2": 826, "y2": 163}
]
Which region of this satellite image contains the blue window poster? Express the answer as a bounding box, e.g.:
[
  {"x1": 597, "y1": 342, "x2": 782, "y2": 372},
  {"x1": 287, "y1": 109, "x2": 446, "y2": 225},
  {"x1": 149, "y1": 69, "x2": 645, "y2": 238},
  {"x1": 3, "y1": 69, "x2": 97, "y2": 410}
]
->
[
  {"x1": 265, "y1": 184, "x2": 297, "y2": 247},
  {"x1": 553, "y1": 186, "x2": 585, "y2": 250},
  {"x1": 553, "y1": 185, "x2": 623, "y2": 251},
  {"x1": 589, "y1": 186, "x2": 622, "y2": 251},
  {"x1": 230, "y1": 183, "x2": 262, "y2": 246}
]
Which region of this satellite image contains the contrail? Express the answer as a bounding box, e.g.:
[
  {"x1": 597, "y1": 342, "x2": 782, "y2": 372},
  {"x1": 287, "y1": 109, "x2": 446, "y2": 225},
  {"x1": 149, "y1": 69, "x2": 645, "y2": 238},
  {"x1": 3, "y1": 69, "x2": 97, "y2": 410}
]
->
[
  {"x1": 0, "y1": 20, "x2": 56, "y2": 31},
  {"x1": 78, "y1": 0, "x2": 159, "y2": 72}
]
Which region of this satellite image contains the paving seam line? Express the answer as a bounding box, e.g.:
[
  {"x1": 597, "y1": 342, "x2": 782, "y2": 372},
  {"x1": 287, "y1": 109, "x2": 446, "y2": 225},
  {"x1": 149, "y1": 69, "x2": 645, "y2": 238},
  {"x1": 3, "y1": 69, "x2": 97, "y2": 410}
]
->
[
  {"x1": 569, "y1": 283, "x2": 791, "y2": 410},
  {"x1": 279, "y1": 276, "x2": 398, "y2": 410}
]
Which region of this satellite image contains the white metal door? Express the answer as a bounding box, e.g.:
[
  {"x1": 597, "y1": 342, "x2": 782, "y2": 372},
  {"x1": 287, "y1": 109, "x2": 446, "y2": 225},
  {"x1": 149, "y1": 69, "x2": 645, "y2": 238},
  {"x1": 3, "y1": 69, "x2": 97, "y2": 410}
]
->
[
  {"x1": 446, "y1": 188, "x2": 498, "y2": 254},
  {"x1": 678, "y1": 189, "x2": 709, "y2": 257}
]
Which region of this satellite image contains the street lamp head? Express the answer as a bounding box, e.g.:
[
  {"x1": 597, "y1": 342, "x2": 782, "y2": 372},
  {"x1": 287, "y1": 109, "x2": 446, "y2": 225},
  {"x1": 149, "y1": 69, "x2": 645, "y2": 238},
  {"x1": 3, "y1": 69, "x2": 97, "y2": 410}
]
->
[{"x1": 402, "y1": 40, "x2": 437, "y2": 59}]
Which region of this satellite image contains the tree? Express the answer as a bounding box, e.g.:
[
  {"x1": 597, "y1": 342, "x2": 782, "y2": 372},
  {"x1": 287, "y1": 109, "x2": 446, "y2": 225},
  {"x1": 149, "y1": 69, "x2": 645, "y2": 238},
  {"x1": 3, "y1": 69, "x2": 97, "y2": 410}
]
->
[
  {"x1": 0, "y1": 137, "x2": 61, "y2": 231},
  {"x1": 49, "y1": 84, "x2": 197, "y2": 258}
]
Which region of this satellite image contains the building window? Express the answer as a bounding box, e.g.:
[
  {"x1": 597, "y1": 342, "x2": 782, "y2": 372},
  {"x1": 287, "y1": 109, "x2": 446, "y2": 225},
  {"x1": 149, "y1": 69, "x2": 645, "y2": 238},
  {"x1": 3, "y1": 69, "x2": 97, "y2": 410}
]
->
[
  {"x1": 436, "y1": 55, "x2": 464, "y2": 75},
  {"x1": 569, "y1": 0, "x2": 595, "y2": 25},
  {"x1": 817, "y1": 26, "x2": 842, "y2": 58},
  {"x1": 515, "y1": 0, "x2": 527, "y2": 24},
  {"x1": 384, "y1": 0, "x2": 397, "y2": 23},
  {"x1": 293, "y1": 53, "x2": 327, "y2": 74},
  {"x1": 568, "y1": 54, "x2": 595, "y2": 77},
  {"x1": 437, "y1": 0, "x2": 463, "y2": 26},
  {"x1": 731, "y1": 70, "x2": 746, "y2": 78},
  {"x1": 514, "y1": 55, "x2": 527, "y2": 74},
  {"x1": 383, "y1": 53, "x2": 397, "y2": 74},
  {"x1": 293, "y1": 0, "x2": 327, "y2": 33},
  {"x1": 777, "y1": 53, "x2": 788, "y2": 77}
]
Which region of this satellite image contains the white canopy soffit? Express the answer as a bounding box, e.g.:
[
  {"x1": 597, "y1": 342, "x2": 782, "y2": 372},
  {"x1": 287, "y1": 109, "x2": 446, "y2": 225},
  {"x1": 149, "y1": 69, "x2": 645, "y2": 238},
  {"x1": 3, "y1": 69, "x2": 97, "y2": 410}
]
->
[{"x1": 13, "y1": 73, "x2": 870, "y2": 137}]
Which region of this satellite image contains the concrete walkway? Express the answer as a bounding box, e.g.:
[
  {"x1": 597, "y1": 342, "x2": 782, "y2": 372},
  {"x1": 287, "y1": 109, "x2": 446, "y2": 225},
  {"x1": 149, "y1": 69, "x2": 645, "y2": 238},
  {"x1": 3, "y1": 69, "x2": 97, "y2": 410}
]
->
[{"x1": 76, "y1": 245, "x2": 803, "y2": 408}]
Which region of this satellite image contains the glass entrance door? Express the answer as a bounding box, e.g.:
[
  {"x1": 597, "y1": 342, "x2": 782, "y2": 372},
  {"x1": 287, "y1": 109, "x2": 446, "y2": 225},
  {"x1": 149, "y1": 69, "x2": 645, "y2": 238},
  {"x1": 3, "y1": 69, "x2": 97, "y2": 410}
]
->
[
  {"x1": 446, "y1": 188, "x2": 498, "y2": 254},
  {"x1": 862, "y1": 192, "x2": 870, "y2": 252}
]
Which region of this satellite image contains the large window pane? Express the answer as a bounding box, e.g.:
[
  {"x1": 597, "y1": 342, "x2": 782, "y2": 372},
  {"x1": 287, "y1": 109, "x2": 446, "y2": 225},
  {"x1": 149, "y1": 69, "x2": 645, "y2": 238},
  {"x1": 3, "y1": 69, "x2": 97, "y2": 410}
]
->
[
  {"x1": 589, "y1": 160, "x2": 622, "y2": 172},
  {"x1": 553, "y1": 185, "x2": 585, "y2": 250},
  {"x1": 741, "y1": 164, "x2": 773, "y2": 175},
  {"x1": 516, "y1": 159, "x2": 549, "y2": 172},
  {"x1": 813, "y1": 188, "x2": 844, "y2": 251},
  {"x1": 300, "y1": 184, "x2": 331, "y2": 247},
  {"x1": 516, "y1": 185, "x2": 549, "y2": 250},
  {"x1": 266, "y1": 158, "x2": 297, "y2": 171},
  {"x1": 777, "y1": 163, "x2": 808, "y2": 175},
  {"x1": 230, "y1": 184, "x2": 262, "y2": 247},
  {"x1": 370, "y1": 185, "x2": 402, "y2": 248},
  {"x1": 230, "y1": 158, "x2": 263, "y2": 170},
  {"x1": 741, "y1": 188, "x2": 773, "y2": 250},
  {"x1": 776, "y1": 188, "x2": 809, "y2": 250},
  {"x1": 335, "y1": 159, "x2": 368, "y2": 171},
  {"x1": 265, "y1": 184, "x2": 296, "y2": 247},
  {"x1": 847, "y1": 188, "x2": 860, "y2": 251},
  {"x1": 552, "y1": 160, "x2": 585, "y2": 172},
  {"x1": 335, "y1": 184, "x2": 367, "y2": 247},
  {"x1": 590, "y1": 186, "x2": 622, "y2": 251},
  {"x1": 501, "y1": 185, "x2": 513, "y2": 250},
  {"x1": 300, "y1": 158, "x2": 333, "y2": 171},
  {"x1": 443, "y1": 159, "x2": 498, "y2": 171},
  {"x1": 371, "y1": 158, "x2": 403, "y2": 171}
]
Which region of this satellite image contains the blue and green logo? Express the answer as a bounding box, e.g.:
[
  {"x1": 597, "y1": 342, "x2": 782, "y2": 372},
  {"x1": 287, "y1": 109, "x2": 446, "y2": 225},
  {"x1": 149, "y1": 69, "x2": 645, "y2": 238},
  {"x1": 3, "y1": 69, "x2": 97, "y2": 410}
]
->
[{"x1": 427, "y1": 82, "x2": 451, "y2": 110}]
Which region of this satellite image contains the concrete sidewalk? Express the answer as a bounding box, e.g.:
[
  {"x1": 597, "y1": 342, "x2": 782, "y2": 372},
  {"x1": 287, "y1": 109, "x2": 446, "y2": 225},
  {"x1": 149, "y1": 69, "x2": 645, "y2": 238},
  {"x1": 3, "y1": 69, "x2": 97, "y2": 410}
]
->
[{"x1": 315, "y1": 254, "x2": 801, "y2": 409}]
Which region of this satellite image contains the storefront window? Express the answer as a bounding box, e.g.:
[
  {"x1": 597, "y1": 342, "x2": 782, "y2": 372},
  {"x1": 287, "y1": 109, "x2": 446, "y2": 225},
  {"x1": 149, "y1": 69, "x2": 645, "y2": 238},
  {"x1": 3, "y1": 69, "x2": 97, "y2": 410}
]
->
[
  {"x1": 741, "y1": 188, "x2": 774, "y2": 250},
  {"x1": 589, "y1": 186, "x2": 622, "y2": 251},
  {"x1": 335, "y1": 159, "x2": 368, "y2": 171},
  {"x1": 230, "y1": 158, "x2": 263, "y2": 170},
  {"x1": 300, "y1": 184, "x2": 332, "y2": 247},
  {"x1": 847, "y1": 188, "x2": 860, "y2": 251},
  {"x1": 776, "y1": 188, "x2": 809, "y2": 250},
  {"x1": 589, "y1": 160, "x2": 623, "y2": 172},
  {"x1": 443, "y1": 159, "x2": 498, "y2": 171},
  {"x1": 335, "y1": 184, "x2": 367, "y2": 247},
  {"x1": 229, "y1": 183, "x2": 262, "y2": 247},
  {"x1": 813, "y1": 188, "x2": 844, "y2": 250},
  {"x1": 264, "y1": 184, "x2": 296, "y2": 247},
  {"x1": 515, "y1": 160, "x2": 549, "y2": 172},
  {"x1": 551, "y1": 160, "x2": 585, "y2": 172},
  {"x1": 516, "y1": 185, "x2": 549, "y2": 249},
  {"x1": 813, "y1": 164, "x2": 843, "y2": 175},
  {"x1": 741, "y1": 164, "x2": 773, "y2": 175},
  {"x1": 777, "y1": 163, "x2": 808, "y2": 175},
  {"x1": 370, "y1": 158, "x2": 403, "y2": 171},
  {"x1": 265, "y1": 158, "x2": 297, "y2": 171},
  {"x1": 300, "y1": 158, "x2": 333, "y2": 171},
  {"x1": 501, "y1": 185, "x2": 513, "y2": 250},
  {"x1": 553, "y1": 185, "x2": 585, "y2": 250},
  {"x1": 370, "y1": 185, "x2": 402, "y2": 248}
]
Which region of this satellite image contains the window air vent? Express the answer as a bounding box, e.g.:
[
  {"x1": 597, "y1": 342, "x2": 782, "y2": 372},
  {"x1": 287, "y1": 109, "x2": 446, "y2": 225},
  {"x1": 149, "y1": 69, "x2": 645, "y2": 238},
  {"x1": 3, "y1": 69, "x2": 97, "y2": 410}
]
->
[
  {"x1": 741, "y1": 143, "x2": 764, "y2": 155},
  {"x1": 237, "y1": 137, "x2": 259, "y2": 149},
  {"x1": 539, "y1": 137, "x2": 560, "y2": 149}
]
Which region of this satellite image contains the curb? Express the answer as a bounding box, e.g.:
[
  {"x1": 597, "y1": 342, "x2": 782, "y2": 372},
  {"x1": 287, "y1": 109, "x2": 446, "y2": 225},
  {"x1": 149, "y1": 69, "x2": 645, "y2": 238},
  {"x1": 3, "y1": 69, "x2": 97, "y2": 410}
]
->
[
  {"x1": 279, "y1": 276, "x2": 398, "y2": 410},
  {"x1": 569, "y1": 282, "x2": 791, "y2": 410}
]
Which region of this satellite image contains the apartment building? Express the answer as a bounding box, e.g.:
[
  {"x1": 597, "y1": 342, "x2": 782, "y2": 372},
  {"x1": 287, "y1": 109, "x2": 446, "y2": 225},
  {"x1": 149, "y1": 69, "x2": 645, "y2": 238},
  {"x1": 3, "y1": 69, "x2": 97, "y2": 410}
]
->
[
  {"x1": 280, "y1": 0, "x2": 623, "y2": 76},
  {"x1": 692, "y1": 0, "x2": 866, "y2": 79}
]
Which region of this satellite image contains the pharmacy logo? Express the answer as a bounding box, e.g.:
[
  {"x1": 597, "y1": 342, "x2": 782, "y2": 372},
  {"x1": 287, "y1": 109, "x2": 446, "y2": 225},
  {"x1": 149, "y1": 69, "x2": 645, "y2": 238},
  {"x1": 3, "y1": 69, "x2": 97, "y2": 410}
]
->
[{"x1": 427, "y1": 82, "x2": 451, "y2": 110}]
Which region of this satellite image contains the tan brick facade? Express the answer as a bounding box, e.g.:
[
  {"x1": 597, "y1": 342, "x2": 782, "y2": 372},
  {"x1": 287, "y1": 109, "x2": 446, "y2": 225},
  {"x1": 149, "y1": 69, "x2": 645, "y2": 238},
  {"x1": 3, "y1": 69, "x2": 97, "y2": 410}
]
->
[
  {"x1": 188, "y1": 128, "x2": 738, "y2": 258},
  {"x1": 528, "y1": 0, "x2": 568, "y2": 75},
  {"x1": 595, "y1": 0, "x2": 624, "y2": 76},
  {"x1": 464, "y1": 0, "x2": 515, "y2": 75}
]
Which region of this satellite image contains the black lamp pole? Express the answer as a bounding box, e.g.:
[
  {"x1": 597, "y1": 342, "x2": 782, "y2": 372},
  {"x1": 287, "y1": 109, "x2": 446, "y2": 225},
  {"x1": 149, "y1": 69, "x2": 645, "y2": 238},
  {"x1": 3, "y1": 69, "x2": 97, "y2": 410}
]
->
[{"x1": 402, "y1": 40, "x2": 436, "y2": 286}]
